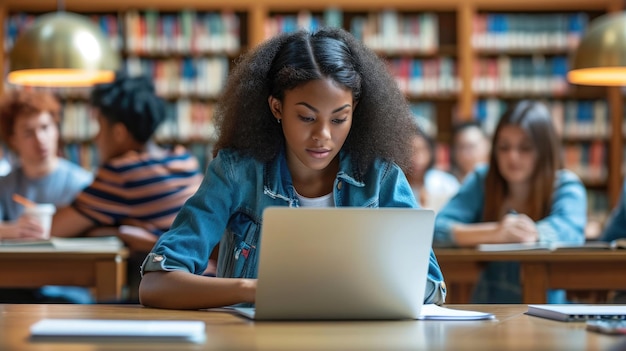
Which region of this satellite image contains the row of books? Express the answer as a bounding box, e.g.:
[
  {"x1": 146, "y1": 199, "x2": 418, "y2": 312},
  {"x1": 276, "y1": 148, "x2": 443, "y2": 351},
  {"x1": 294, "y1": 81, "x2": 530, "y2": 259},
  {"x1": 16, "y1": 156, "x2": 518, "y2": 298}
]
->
[
  {"x1": 473, "y1": 99, "x2": 609, "y2": 138},
  {"x1": 266, "y1": 11, "x2": 591, "y2": 54},
  {"x1": 154, "y1": 100, "x2": 217, "y2": 142},
  {"x1": 263, "y1": 10, "x2": 439, "y2": 54},
  {"x1": 5, "y1": 11, "x2": 592, "y2": 55},
  {"x1": 388, "y1": 57, "x2": 459, "y2": 96},
  {"x1": 472, "y1": 12, "x2": 588, "y2": 51},
  {"x1": 348, "y1": 11, "x2": 438, "y2": 54},
  {"x1": 125, "y1": 57, "x2": 229, "y2": 98},
  {"x1": 4, "y1": 11, "x2": 241, "y2": 55},
  {"x1": 60, "y1": 100, "x2": 217, "y2": 142},
  {"x1": 473, "y1": 56, "x2": 570, "y2": 96},
  {"x1": 124, "y1": 10, "x2": 241, "y2": 55},
  {"x1": 265, "y1": 10, "x2": 341, "y2": 39}
]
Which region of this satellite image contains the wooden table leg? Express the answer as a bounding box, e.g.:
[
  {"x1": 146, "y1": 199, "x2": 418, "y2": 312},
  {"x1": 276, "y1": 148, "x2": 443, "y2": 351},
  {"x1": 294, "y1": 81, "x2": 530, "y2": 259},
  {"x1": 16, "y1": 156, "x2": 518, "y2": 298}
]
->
[
  {"x1": 521, "y1": 263, "x2": 548, "y2": 304},
  {"x1": 95, "y1": 257, "x2": 127, "y2": 302}
]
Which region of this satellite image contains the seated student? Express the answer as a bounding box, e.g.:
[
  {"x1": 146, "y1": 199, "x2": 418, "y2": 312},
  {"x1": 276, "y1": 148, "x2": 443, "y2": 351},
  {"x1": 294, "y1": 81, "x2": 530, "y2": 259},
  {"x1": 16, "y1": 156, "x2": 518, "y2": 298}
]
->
[
  {"x1": 0, "y1": 90, "x2": 93, "y2": 303},
  {"x1": 405, "y1": 125, "x2": 460, "y2": 212},
  {"x1": 434, "y1": 100, "x2": 586, "y2": 303},
  {"x1": 139, "y1": 27, "x2": 447, "y2": 310},
  {"x1": 450, "y1": 120, "x2": 490, "y2": 183},
  {"x1": 38, "y1": 74, "x2": 204, "y2": 302}
]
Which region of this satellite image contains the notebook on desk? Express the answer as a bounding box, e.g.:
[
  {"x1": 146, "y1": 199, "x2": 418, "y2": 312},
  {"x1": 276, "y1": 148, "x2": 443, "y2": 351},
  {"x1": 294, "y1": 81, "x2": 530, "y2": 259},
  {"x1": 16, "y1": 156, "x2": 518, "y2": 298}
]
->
[
  {"x1": 231, "y1": 207, "x2": 435, "y2": 321},
  {"x1": 477, "y1": 239, "x2": 626, "y2": 252},
  {"x1": 527, "y1": 304, "x2": 626, "y2": 322}
]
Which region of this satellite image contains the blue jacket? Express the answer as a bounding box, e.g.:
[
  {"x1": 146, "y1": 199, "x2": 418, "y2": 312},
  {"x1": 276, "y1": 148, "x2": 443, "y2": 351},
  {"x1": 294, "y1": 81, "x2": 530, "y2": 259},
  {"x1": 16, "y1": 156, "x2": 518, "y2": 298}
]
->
[
  {"x1": 602, "y1": 180, "x2": 626, "y2": 242},
  {"x1": 434, "y1": 165, "x2": 587, "y2": 247},
  {"x1": 143, "y1": 148, "x2": 446, "y2": 304}
]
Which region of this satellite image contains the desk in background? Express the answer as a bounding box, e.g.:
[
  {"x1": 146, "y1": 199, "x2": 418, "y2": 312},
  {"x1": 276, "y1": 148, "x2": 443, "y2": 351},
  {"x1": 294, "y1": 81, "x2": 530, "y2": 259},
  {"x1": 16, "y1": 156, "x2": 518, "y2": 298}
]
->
[
  {"x1": 0, "y1": 237, "x2": 128, "y2": 302},
  {"x1": 0, "y1": 304, "x2": 623, "y2": 350},
  {"x1": 435, "y1": 248, "x2": 626, "y2": 304}
]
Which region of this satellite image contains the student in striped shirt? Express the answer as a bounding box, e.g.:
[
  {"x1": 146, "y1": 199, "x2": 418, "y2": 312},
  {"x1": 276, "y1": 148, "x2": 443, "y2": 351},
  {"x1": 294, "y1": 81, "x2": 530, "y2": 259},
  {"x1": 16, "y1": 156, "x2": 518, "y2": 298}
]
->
[{"x1": 42, "y1": 74, "x2": 203, "y2": 300}]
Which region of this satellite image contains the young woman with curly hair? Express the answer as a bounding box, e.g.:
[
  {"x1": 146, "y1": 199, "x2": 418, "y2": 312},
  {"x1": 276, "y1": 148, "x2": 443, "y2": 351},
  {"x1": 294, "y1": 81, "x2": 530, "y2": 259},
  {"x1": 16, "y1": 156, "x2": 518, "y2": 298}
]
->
[{"x1": 139, "y1": 27, "x2": 447, "y2": 310}]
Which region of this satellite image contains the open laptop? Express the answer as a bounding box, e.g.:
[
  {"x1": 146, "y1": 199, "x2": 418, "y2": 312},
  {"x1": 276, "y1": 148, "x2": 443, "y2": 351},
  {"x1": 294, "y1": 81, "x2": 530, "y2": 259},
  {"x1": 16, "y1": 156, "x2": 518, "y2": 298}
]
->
[{"x1": 231, "y1": 207, "x2": 435, "y2": 320}]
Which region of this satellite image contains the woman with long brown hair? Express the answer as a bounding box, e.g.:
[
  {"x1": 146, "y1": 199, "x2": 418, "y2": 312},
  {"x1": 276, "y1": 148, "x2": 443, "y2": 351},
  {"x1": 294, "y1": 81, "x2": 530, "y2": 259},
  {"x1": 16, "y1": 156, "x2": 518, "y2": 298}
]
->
[{"x1": 434, "y1": 100, "x2": 586, "y2": 303}]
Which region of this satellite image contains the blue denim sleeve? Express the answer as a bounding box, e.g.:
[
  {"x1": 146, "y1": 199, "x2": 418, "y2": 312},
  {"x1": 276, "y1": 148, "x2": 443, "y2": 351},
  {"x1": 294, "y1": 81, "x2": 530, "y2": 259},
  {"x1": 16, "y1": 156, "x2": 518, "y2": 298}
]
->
[
  {"x1": 601, "y1": 181, "x2": 626, "y2": 242},
  {"x1": 536, "y1": 170, "x2": 586, "y2": 244},
  {"x1": 142, "y1": 151, "x2": 236, "y2": 275},
  {"x1": 376, "y1": 161, "x2": 419, "y2": 208},
  {"x1": 379, "y1": 162, "x2": 446, "y2": 305},
  {"x1": 433, "y1": 167, "x2": 486, "y2": 247}
]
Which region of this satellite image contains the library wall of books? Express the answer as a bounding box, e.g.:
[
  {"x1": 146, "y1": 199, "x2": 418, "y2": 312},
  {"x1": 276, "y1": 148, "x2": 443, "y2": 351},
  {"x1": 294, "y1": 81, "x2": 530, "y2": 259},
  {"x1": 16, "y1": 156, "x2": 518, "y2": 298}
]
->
[{"x1": 1, "y1": 0, "x2": 624, "y2": 224}]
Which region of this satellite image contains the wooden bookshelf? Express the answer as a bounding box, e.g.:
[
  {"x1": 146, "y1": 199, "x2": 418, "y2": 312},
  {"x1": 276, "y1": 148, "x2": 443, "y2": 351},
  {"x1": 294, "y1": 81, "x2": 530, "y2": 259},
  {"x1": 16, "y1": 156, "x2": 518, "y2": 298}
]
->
[{"x1": 1, "y1": 0, "x2": 624, "y2": 208}]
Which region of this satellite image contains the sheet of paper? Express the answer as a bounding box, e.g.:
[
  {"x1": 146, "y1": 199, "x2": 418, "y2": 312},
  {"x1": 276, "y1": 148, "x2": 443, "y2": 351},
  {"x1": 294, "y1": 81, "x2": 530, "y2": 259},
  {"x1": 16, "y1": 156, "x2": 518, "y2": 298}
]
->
[
  {"x1": 0, "y1": 238, "x2": 53, "y2": 247},
  {"x1": 30, "y1": 319, "x2": 206, "y2": 343},
  {"x1": 418, "y1": 304, "x2": 495, "y2": 320},
  {"x1": 51, "y1": 236, "x2": 124, "y2": 249},
  {"x1": 477, "y1": 242, "x2": 550, "y2": 251},
  {"x1": 0, "y1": 236, "x2": 124, "y2": 248}
]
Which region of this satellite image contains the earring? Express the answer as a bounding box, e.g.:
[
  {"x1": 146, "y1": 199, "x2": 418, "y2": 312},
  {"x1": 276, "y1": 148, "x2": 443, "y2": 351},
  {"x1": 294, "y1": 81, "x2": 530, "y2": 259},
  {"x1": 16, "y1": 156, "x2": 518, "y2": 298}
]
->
[{"x1": 277, "y1": 119, "x2": 281, "y2": 124}]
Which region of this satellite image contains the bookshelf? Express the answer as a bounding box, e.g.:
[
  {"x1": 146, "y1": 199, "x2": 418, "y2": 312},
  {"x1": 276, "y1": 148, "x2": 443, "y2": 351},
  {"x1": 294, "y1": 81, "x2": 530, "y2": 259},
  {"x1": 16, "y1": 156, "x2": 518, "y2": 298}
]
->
[{"x1": 1, "y1": 0, "x2": 624, "y2": 212}]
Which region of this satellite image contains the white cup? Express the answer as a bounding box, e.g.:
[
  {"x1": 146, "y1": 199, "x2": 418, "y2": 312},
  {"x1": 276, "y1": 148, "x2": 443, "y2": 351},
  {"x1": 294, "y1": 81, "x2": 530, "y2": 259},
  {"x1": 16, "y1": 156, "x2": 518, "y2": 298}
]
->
[{"x1": 23, "y1": 204, "x2": 56, "y2": 240}]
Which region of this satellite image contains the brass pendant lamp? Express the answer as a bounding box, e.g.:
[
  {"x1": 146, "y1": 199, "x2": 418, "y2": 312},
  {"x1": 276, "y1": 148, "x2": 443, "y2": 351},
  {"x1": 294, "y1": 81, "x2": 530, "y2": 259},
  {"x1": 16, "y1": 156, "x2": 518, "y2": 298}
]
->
[
  {"x1": 568, "y1": 12, "x2": 626, "y2": 86},
  {"x1": 7, "y1": 9, "x2": 120, "y2": 87}
]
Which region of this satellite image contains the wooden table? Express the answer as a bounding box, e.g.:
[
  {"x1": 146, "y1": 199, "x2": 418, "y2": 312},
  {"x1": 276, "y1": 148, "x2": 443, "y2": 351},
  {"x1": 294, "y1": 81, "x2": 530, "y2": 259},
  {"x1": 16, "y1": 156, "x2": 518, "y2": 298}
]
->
[
  {"x1": 0, "y1": 240, "x2": 128, "y2": 302},
  {"x1": 0, "y1": 304, "x2": 623, "y2": 350},
  {"x1": 435, "y1": 248, "x2": 626, "y2": 304}
]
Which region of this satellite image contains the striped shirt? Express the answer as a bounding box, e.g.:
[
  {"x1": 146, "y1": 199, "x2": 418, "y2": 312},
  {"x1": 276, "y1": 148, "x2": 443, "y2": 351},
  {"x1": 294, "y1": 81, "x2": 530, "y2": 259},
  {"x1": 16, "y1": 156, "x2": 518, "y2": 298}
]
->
[{"x1": 72, "y1": 146, "x2": 203, "y2": 234}]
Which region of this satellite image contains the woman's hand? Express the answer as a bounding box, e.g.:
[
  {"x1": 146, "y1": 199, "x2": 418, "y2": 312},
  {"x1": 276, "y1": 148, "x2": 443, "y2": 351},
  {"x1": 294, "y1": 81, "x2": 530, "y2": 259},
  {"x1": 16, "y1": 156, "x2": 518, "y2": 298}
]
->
[{"x1": 498, "y1": 213, "x2": 539, "y2": 243}]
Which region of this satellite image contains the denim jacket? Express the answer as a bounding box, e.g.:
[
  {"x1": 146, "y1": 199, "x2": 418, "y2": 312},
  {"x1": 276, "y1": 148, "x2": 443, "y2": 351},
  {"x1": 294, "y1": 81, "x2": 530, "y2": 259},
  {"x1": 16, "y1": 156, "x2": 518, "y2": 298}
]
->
[{"x1": 142, "y1": 148, "x2": 446, "y2": 305}]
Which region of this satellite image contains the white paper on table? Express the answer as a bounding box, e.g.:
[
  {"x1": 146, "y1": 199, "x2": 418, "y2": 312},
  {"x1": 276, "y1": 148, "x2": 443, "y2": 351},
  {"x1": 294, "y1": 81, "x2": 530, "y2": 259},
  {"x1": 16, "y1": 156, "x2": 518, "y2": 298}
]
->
[
  {"x1": 418, "y1": 304, "x2": 496, "y2": 320},
  {"x1": 30, "y1": 319, "x2": 206, "y2": 343}
]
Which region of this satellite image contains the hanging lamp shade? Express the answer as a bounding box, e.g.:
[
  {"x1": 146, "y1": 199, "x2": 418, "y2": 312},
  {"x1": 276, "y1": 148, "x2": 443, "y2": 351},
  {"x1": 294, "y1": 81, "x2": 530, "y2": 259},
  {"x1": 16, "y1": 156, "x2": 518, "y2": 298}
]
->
[
  {"x1": 568, "y1": 12, "x2": 626, "y2": 86},
  {"x1": 7, "y1": 12, "x2": 120, "y2": 87}
]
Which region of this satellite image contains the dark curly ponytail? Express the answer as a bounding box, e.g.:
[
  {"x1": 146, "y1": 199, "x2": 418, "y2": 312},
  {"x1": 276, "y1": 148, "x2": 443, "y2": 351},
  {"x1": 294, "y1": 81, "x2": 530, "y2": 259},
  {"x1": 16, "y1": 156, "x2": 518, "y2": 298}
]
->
[{"x1": 90, "y1": 72, "x2": 167, "y2": 143}]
